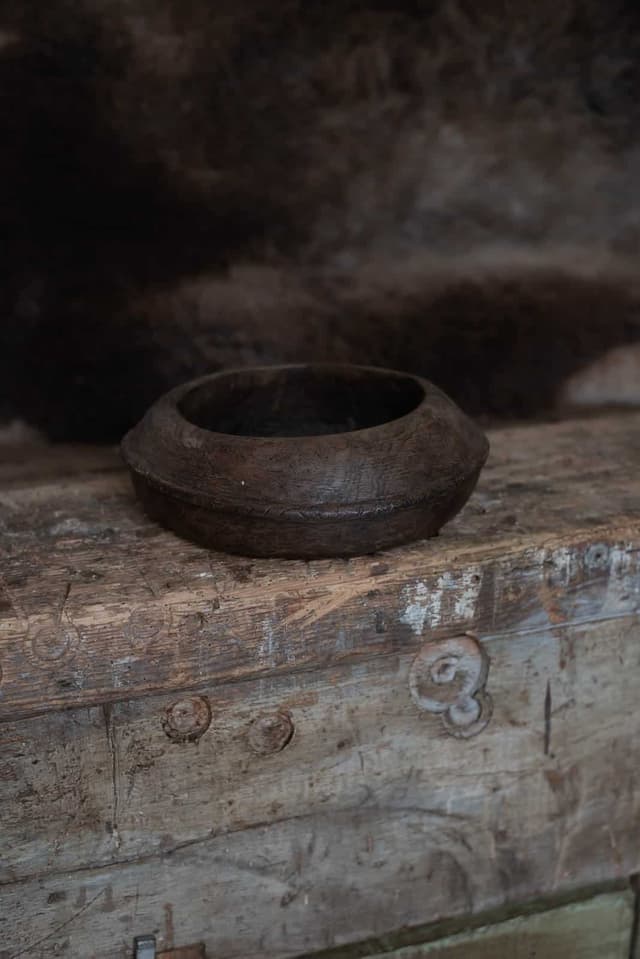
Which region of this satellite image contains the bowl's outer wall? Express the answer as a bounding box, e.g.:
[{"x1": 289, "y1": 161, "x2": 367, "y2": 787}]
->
[{"x1": 121, "y1": 365, "x2": 490, "y2": 557}]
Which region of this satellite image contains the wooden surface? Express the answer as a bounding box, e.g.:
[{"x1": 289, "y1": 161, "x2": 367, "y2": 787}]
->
[
  {"x1": 1, "y1": 614, "x2": 639, "y2": 955},
  {"x1": 367, "y1": 891, "x2": 635, "y2": 958},
  {"x1": 0, "y1": 414, "x2": 639, "y2": 958},
  {"x1": 1, "y1": 412, "x2": 639, "y2": 721}
]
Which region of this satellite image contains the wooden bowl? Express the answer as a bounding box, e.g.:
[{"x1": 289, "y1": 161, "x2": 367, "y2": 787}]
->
[{"x1": 121, "y1": 364, "x2": 489, "y2": 558}]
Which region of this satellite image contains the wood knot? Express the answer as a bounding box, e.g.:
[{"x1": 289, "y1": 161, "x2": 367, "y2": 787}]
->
[
  {"x1": 162, "y1": 696, "x2": 212, "y2": 743},
  {"x1": 248, "y1": 710, "x2": 294, "y2": 755}
]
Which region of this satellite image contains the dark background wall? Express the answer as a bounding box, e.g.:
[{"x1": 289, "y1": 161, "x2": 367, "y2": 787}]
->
[{"x1": 2, "y1": 0, "x2": 640, "y2": 440}]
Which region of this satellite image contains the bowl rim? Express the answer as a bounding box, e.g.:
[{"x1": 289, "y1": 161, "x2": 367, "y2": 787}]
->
[{"x1": 150, "y1": 362, "x2": 437, "y2": 446}]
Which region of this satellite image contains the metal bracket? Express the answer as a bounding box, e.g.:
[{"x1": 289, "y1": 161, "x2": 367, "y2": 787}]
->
[
  {"x1": 134, "y1": 937, "x2": 157, "y2": 959},
  {"x1": 134, "y1": 937, "x2": 205, "y2": 959}
]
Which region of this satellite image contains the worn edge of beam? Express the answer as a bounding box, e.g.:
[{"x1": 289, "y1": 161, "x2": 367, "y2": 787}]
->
[
  {"x1": 2, "y1": 411, "x2": 639, "y2": 721},
  {"x1": 1, "y1": 519, "x2": 640, "y2": 722}
]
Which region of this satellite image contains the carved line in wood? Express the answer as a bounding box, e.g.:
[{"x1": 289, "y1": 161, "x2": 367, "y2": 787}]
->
[{"x1": 409, "y1": 633, "x2": 493, "y2": 738}]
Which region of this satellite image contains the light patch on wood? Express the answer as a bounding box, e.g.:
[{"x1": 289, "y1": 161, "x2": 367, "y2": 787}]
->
[
  {"x1": 400, "y1": 581, "x2": 432, "y2": 635},
  {"x1": 400, "y1": 569, "x2": 482, "y2": 636},
  {"x1": 259, "y1": 615, "x2": 277, "y2": 667},
  {"x1": 602, "y1": 543, "x2": 640, "y2": 616},
  {"x1": 454, "y1": 567, "x2": 483, "y2": 619}
]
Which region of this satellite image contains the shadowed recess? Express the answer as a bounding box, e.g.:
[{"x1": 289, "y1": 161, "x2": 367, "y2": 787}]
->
[{"x1": 178, "y1": 366, "x2": 425, "y2": 437}]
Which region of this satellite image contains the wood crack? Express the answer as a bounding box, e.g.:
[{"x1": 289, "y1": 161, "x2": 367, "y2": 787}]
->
[
  {"x1": 629, "y1": 875, "x2": 640, "y2": 959},
  {"x1": 544, "y1": 680, "x2": 552, "y2": 756},
  {"x1": 102, "y1": 702, "x2": 121, "y2": 849}
]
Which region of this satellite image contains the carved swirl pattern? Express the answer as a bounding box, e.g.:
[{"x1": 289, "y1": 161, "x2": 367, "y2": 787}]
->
[{"x1": 409, "y1": 633, "x2": 493, "y2": 738}]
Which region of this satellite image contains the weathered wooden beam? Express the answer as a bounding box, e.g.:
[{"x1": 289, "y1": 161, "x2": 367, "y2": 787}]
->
[
  {"x1": 1, "y1": 414, "x2": 639, "y2": 721},
  {"x1": 1, "y1": 612, "x2": 639, "y2": 954},
  {"x1": 0, "y1": 415, "x2": 639, "y2": 958},
  {"x1": 2, "y1": 610, "x2": 639, "y2": 879}
]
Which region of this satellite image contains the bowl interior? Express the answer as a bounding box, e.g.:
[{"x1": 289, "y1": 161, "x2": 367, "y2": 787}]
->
[{"x1": 178, "y1": 365, "x2": 425, "y2": 438}]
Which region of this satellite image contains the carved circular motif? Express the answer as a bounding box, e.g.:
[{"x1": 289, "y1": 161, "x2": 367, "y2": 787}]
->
[
  {"x1": 162, "y1": 696, "x2": 212, "y2": 743},
  {"x1": 29, "y1": 621, "x2": 78, "y2": 663},
  {"x1": 125, "y1": 604, "x2": 172, "y2": 650},
  {"x1": 248, "y1": 711, "x2": 295, "y2": 755},
  {"x1": 409, "y1": 634, "x2": 493, "y2": 738}
]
